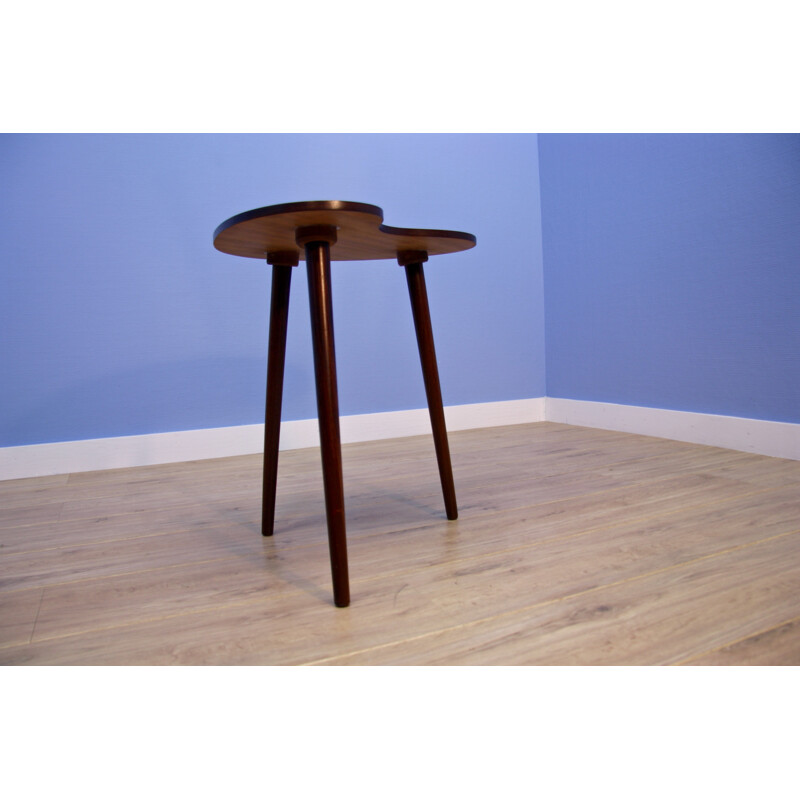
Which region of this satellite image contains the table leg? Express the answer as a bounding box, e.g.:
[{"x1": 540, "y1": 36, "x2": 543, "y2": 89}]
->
[
  {"x1": 261, "y1": 260, "x2": 294, "y2": 537},
  {"x1": 302, "y1": 232, "x2": 350, "y2": 608},
  {"x1": 402, "y1": 257, "x2": 458, "y2": 520}
]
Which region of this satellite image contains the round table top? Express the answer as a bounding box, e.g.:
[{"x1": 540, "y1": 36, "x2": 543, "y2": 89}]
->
[{"x1": 213, "y1": 200, "x2": 476, "y2": 262}]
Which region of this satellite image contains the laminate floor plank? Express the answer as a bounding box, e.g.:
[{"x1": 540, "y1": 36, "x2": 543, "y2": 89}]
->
[
  {"x1": 4, "y1": 482, "x2": 797, "y2": 665},
  {"x1": 55, "y1": 480, "x2": 263, "y2": 522},
  {"x1": 596, "y1": 449, "x2": 758, "y2": 483},
  {"x1": 318, "y1": 532, "x2": 800, "y2": 666},
  {"x1": 698, "y1": 456, "x2": 800, "y2": 489},
  {"x1": 0, "y1": 471, "x2": 755, "y2": 593},
  {"x1": 34, "y1": 438, "x2": 683, "y2": 522},
  {"x1": 26, "y1": 555, "x2": 308, "y2": 644},
  {"x1": 1, "y1": 452, "x2": 693, "y2": 555},
  {"x1": 0, "y1": 501, "x2": 260, "y2": 556},
  {"x1": 0, "y1": 474, "x2": 70, "y2": 509},
  {"x1": 0, "y1": 588, "x2": 43, "y2": 648},
  {"x1": 0, "y1": 503, "x2": 64, "y2": 528},
  {"x1": 0, "y1": 524, "x2": 260, "y2": 593},
  {"x1": 0, "y1": 474, "x2": 70, "y2": 494},
  {"x1": 1, "y1": 421, "x2": 798, "y2": 666},
  {"x1": 599, "y1": 448, "x2": 800, "y2": 489},
  {"x1": 682, "y1": 617, "x2": 800, "y2": 666}
]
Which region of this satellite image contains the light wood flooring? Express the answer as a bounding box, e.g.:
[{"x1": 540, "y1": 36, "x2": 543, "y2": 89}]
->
[{"x1": 2, "y1": 421, "x2": 800, "y2": 665}]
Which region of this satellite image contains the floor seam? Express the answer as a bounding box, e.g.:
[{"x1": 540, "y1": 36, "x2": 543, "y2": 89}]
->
[
  {"x1": 670, "y1": 612, "x2": 800, "y2": 665},
  {"x1": 29, "y1": 588, "x2": 45, "y2": 644}
]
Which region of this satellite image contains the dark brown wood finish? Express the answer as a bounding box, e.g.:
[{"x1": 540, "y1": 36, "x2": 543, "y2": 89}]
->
[
  {"x1": 214, "y1": 200, "x2": 476, "y2": 262},
  {"x1": 213, "y1": 201, "x2": 475, "y2": 607},
  {"x1": 401, "y1": 254, "x2": 458, "y2": 520},
  {"x1": 261, "y1": 256, "x2": 296, "y2": 538},
  {"x1": 302, "y1": 230, "x2": 350, "y2": 607}
]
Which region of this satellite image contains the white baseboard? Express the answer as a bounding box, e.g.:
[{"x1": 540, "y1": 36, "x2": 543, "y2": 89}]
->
[
  {"x1": 546, "y1": 398, "x2": 800, "y2": 461},
  {"x1": 0, "y1": 397, "x2": 546, "y2": 480},
  {"x1": 3, "y1": 395, "x2": 796, "y2": 481}
]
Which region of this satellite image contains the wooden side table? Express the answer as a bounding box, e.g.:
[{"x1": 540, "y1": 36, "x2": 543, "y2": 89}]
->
[{"x1": 214, "y1": 200, "x2": 476, "y2": 606}]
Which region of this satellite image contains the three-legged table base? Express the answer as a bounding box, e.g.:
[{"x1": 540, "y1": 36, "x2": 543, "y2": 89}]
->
[{"x1": 261, "y1": 229, "x2": 457, "y2": 607}]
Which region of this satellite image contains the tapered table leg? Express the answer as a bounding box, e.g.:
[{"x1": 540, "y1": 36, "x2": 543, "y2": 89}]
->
[
  {"x1": 262, "y1": 254, "x2": 297, "y2": 537},
  {"x1": 400, "y1": 252, "x2": 458, "y2": 520},
  {"x1": 299, "y1": 226, "x2": 350, "y2": 607}
]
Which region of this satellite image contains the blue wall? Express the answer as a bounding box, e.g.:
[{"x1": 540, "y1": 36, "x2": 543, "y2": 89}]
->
[
  {"x1": 0, "y1": 134, "x2": 545, "y2": 447},
  {"x1": 5, "y1": 133, "x2": 798, "y2": 451},
  {"x1": 539, "y1": 133, "x2": 800, "y2": 424}
]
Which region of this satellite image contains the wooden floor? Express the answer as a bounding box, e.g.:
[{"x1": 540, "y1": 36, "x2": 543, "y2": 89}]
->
[{"x1": 2, "y1": 422, "x2": 800, "y2": 665}]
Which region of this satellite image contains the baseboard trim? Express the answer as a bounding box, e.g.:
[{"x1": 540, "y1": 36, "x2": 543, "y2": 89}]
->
[
  {"x1": 0, "y1": 397, "x2": 546, "y2": 480},
  {"x1": 546, "y1": 398, "x2": 800, "y2": 461},
  {"x1": 4, "y1": 395, "x2": 796, "y2": 481}
]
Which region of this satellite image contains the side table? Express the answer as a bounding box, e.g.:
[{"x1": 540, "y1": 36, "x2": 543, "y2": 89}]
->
[{"x1": 213, "y1": 200, "x2": 476, "y2": 606}]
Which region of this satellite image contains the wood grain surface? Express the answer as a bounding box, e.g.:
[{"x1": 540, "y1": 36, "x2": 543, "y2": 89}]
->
[
  {"x1": 1, "y1": 422, "x2": 799, "y2": 665},
  {"x1": 213, "y1": 200, "x2": 476, "y2": 261}
]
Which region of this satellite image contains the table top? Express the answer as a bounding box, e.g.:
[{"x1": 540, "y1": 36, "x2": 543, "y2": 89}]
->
[{"x1": 213, "y1": 200, "x2": 476, "y2": 262}]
